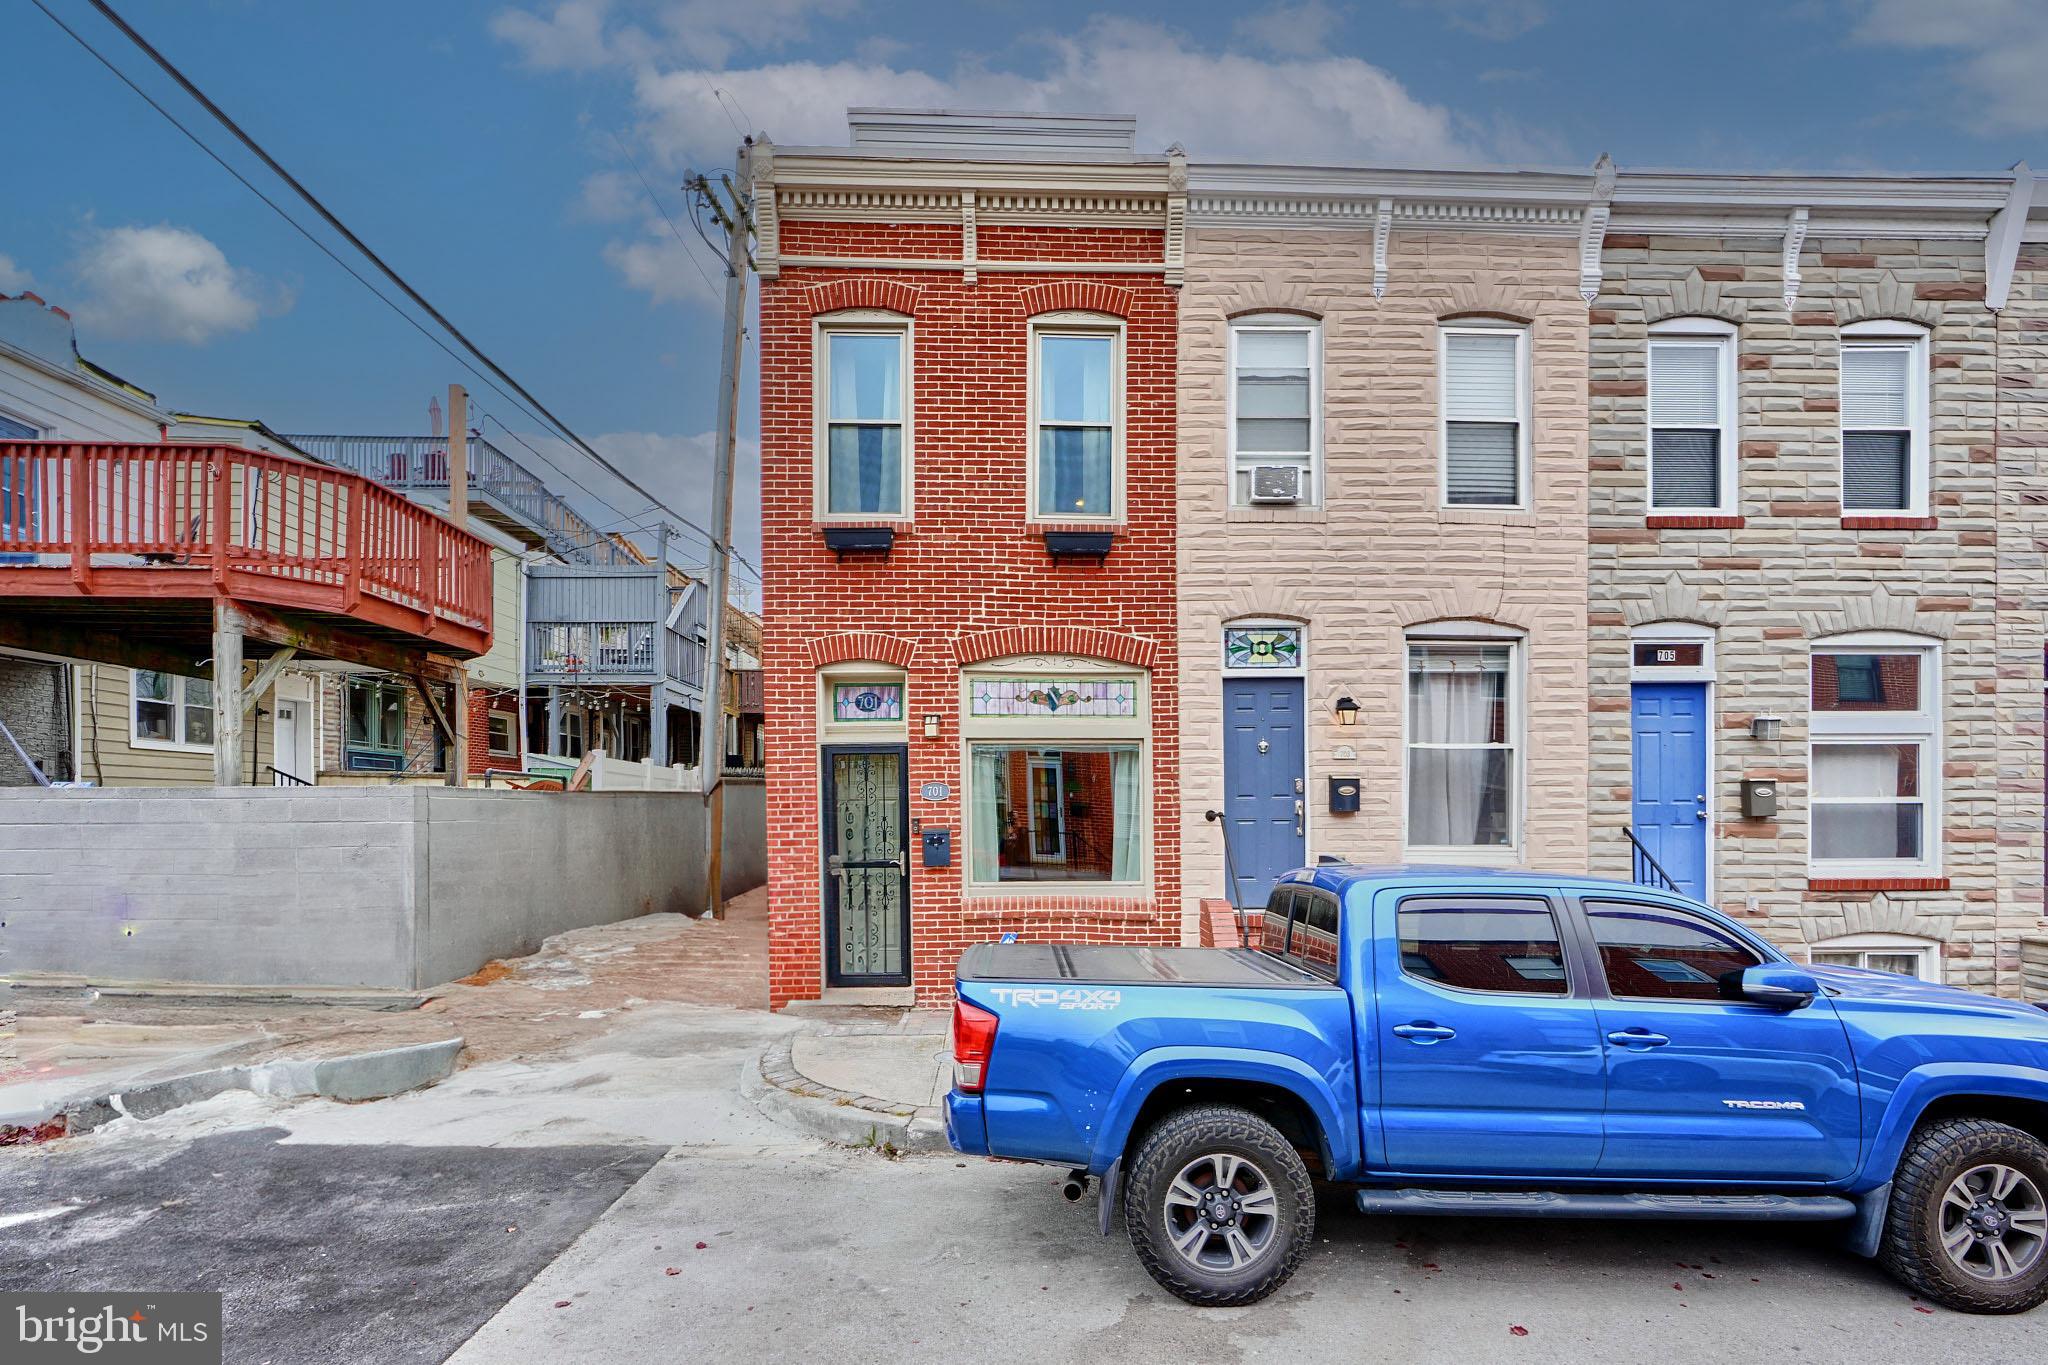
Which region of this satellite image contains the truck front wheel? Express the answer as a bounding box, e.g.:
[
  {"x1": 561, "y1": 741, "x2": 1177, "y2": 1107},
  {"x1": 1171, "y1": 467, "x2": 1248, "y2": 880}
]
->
[
  {"x1": 1881, "y1": 1117, "x2": 2048, "y2": 1314},
  {"x1": 1121, "y1": 1104, "x2": 1314, "y2": 1306}
]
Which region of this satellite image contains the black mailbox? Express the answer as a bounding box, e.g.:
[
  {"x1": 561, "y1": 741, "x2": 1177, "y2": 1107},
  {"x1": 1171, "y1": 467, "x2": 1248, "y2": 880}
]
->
[
  {"x1": 1328, "y1": 777, "x2": 1361, "y2": 814},
  {"x1": 922, "y1": 827, "x2": 952, "y2": 868},
  {"x1": 1741, "y1": 779, "x2": 1777, "y2": 819}
]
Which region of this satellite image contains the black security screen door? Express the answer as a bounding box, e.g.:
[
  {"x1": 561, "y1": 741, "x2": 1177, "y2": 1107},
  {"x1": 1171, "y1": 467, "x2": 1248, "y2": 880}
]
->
[{"x1": 822, "y1": 745, "x2": 910, "y2": 986}]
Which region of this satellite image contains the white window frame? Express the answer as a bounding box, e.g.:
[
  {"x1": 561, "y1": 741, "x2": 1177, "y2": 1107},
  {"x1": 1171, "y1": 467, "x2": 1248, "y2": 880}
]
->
[
  {"x1": 1808, "y1": 632, "x2": 1941, "y2": 878},
  {"x1": 1402, "y1": 622, "x2": 1524, "y2": 861},
  {"x1": 1808, "y1": 931, "x2": 1942, "y2": 983},
  {"x1": 813, "y1": 311, "x2": 913, "y2": 522},
  {"x1": 1227, "y1": 314, "x2": 1322, "y2": 507},
  {"x1": 818, "y1": 663, "x2": 910, "y2": 743},
  {"x1": 1647, "y1": 318, "x2": 1738, "y2": 515},
  {"x1": 1839, "y1": 320, "x2": 1930, "y2": 517},
  {"x1": 1438, "y1": 321, "x2": 1531, "y2": 511},
  {"x1": 130, "y1": 669, "x2": 214, "y2": 752},
  {"x1": 486, "y1": 711, "x2": 515, "y2": 755},
  {"x1": 1027, "y1": 313, "x2": 1126, "y2": 523},
  {"x1": 960, "y1": 655, "x2": 1149, "y2": 893}
]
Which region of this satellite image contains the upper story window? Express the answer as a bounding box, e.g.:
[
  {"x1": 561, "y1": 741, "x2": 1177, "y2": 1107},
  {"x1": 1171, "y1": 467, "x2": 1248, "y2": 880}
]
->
[
  {"x1": 1405, "y1": 627, "x2": 1520, "y2": 854},
  {"x1": 1440, "y1": 324, "x2": 1528, "y2": 508},
  {"x1": 0, "y1": 413, "x2": 35, "y2": 438},
  {"x1": 1648, "y1": 320, "x2": 1736, "y2": 513},
  {"x1": 1809, "y1": 637, "x2": 1939, "y2": 875},
  {"x1": 1229, "y1": 315, "x2": 1319, "y2": 507},
  {"x1": 1031, "y1": 316, "x2": 1122, "y2": 520},
  {"x1": 816, "y1": 317, "x2": 909, "y2": 518},
  {"x1": 132, "y1": 670, "x2": 212, "y2": 750},
  {"x1": 1839, "y1": 322, "x2": 1929, "y2": 515}
]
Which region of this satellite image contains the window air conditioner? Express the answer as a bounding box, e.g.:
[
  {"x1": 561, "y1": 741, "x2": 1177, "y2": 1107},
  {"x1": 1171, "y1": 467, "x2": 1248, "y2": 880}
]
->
[{"x1": 1248, "y1": 464, "x2": 1305, "y2": 504}]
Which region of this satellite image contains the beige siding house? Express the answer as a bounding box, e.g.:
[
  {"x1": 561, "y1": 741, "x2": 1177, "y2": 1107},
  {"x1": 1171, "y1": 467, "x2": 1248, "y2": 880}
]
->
[{"x1": 1176, "y1": 166, "x2": 1596, "y2": 924}]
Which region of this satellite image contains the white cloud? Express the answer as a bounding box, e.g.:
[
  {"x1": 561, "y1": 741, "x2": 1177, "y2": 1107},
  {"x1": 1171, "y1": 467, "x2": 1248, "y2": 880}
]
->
[
  {"x1": 576, "y1": 168, "x2": 643, "y2": 221},
  {"x1": 603, "y1": 227, "x2": 724, "y2": 308},
  {"x1": 1426, "y1": 0, "x2": 1549, "y2": 41},
  {"x1": 493, "y1": 0, "x2": 856, "y2": 71},
  {"x1": 68, "y1": 224, "x2": 286, "y2": 344},
  {"x1": 1854, "y1": 0, "x2": 2048, "y2": 134},
  {"x1": 522, "y1": 428, "x2": 763, "y2": 570},
  {"x1": 0, "y1": 253, "x2": 32, "y2": 293},
  {"x1": 1233, "y1": 0, "x2": 1346, "y2": 59}
]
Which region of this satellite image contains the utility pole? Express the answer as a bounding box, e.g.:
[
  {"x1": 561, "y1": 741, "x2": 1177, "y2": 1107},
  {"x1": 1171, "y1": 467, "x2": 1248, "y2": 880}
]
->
[{"x1": 689, "y1": 142, "x2": 752, "y2": 920}]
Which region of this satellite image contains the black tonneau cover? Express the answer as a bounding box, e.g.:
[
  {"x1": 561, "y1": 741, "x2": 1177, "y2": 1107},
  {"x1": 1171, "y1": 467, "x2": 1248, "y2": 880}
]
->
[{"x1": 957, "y1": 943, "x2": 1334, "y2": 990}]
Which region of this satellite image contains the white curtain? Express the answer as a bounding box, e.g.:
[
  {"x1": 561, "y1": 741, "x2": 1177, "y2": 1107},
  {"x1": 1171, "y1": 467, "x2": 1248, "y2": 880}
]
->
[
  {"x1": 1111, "y1": 748, "x2": 1140, "y2": 882},
  {"x1": 970, "y1": 747, "x2": 1007, "y2": 882},
  {"x1": 1408, "y1": 648, "x2": 1504, "y2": 846}
]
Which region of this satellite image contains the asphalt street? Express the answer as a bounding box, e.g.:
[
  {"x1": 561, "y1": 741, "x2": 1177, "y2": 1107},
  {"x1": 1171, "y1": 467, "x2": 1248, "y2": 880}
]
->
[{"x1": 3, "y1": 1000, "x2": 2042, "y2": 1364}]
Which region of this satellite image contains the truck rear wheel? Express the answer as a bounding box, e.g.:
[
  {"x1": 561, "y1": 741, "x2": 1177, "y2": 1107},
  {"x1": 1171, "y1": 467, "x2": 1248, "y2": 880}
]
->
[
  {"x1": 1121, "y1": 1104, "x2": 1314, "y2": 1306},
  {"x1": 1880, "y1": 1117, "x2": 2048, "y2": 1314}
]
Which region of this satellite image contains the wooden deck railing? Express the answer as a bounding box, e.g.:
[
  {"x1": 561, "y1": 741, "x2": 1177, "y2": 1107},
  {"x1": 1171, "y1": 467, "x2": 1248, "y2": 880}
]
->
[{"x1": 0, "y1": 442, "x2": 493, "y2": 643}]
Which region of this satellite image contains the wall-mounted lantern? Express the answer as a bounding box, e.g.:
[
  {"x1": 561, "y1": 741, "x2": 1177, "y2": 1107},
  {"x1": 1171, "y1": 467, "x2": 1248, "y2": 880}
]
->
[
  {"x1": 923, "y1": 715, "x2": 941, "y2": 740},
  {"x1": 1333, "y1": 696, "x2": 1361, "y2": 727},
  {"x1": 1750, "y1": 714, "x2": 1783, "y2": 742}
]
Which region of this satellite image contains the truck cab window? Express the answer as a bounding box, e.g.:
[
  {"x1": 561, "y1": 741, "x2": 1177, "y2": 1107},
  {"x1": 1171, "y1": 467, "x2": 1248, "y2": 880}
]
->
[
  {"x1": 1397, "y1": 898, "x2": 1569, "y2": 995},
  {"x1": 1583, "y1": 900, "x2": 1764, "y2": 1001}
]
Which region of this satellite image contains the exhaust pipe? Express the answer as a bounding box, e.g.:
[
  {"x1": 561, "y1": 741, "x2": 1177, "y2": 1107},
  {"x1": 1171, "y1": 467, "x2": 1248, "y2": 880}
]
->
[{"x1": 1061, "y1": 1170, "x2": 1090, "y2": 1203}]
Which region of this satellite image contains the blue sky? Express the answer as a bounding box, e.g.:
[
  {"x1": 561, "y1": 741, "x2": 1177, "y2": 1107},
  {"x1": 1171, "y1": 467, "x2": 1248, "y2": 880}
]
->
[{"x1": 5, "y1": 0, "x2": 2045, "y2": 577}]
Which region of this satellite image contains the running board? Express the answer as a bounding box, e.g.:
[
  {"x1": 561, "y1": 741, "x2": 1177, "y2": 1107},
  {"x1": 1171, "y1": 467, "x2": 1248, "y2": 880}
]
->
[{"x1": 1354, "y1": 1189, "x2": 1856, "y2": 1221}]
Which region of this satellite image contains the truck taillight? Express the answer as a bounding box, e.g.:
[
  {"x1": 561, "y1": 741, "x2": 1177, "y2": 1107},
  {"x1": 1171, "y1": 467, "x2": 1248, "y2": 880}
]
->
[{"x1": 952, "y1": 1000, "x2": 999, "y2": 1094}]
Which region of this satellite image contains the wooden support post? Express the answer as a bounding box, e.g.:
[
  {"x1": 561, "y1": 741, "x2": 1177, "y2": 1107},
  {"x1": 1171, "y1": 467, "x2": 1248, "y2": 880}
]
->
[
  {"x1": 446, "y1": 384, "x2": 469, "y2": 530},
  {"x1": 212, "y1": 599, "x2": 245, "y2": 787},
  {"x1": 650, "y1": 687, "x2": 668, "y2": 767},
  {"x1": 69, "y1": 443, "x2": 93, "y2": 591},
  {"x1": 547, "y1": 686, "x2": 562, "y2": 758},
  {"x1": 240, "y1": 647, "x2": 299, "y2": 717},
  {"x1": 449, "y1": 672, "x2": 469, "y2": 786}
]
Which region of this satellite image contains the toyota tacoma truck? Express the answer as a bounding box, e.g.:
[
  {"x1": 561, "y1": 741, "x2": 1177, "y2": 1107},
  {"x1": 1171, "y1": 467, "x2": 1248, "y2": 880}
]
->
[{"x1": 944, "y1": 866, "x2": 2048, "y2": 1313}]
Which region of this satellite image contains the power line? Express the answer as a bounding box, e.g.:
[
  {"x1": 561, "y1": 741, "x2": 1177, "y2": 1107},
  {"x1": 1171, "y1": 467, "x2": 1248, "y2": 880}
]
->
[
  {"x1": 77, "y1": 0, "x2": 751, "y2": 580},
  {"x1": 609, "y1": 128, "x2": 721, "y2": 303}
]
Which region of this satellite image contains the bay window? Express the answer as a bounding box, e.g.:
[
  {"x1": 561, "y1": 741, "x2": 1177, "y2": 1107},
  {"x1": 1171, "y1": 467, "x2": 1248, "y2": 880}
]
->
[
  {"x1": 963, "y1": 665, "x2": 1146, "y2": 887},
  {"x1": 1840, "y1": 324, "x2": 1928, "y2": 514},
  {"x1": 1648, "y1": 321, "x2": 1736, "y2": 513},
  {"x1": 132, "y1": 670, "x2": 213, "y2": 749},
  {"x1": 817, "y1": 319, "x2": 909, "y2": 517},
  {"x1": 1229, "y1": 316, "x2": 1319, "y2": 505},
  {"x1": 1440, "y1": 325, "x2": 1527, "y2": 507},
  {"x1": 1031, "y1": 318, "x2": 1121, "y2": 519},
  {"x1": 1405, "y1": 637, "x2": 1519, "y2": 852},
  {"x1": 1809, "y1": 641, "x2": 1938, "y2": 874}
]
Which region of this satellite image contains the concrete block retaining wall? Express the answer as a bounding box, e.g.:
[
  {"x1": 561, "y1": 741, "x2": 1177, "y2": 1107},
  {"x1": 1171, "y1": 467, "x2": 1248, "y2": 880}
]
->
[{"x1": 0, "y1": 783, "x2": 767, "y2": 990}]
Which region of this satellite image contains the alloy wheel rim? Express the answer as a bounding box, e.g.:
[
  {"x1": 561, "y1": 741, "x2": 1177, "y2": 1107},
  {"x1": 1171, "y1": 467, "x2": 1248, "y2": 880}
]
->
[
  {"x1": 1938, "y1": 1163, "x2": 2048, "y2": 1283},
  {"x1": 1162, "y1": 1152, "x2": 1280, "y2": 1273}
]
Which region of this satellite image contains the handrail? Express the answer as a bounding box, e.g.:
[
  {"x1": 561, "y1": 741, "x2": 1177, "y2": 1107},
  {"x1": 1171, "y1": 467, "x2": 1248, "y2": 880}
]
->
[
  {"x1": 266, "y1": 764, "x2": 311, "y2": 787},
  {"x1": 1623, "y1": 825, "x2": 1682, "y2": 894},
  {"x1": 0, "y1": 441, "x2": 493, "y2": 637}
]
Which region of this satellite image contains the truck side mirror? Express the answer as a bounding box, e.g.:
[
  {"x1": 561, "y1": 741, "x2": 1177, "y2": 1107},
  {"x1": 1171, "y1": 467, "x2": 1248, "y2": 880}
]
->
[{"x1": 1727, "y1": 964, "x2": 1818, "y2": 1011}]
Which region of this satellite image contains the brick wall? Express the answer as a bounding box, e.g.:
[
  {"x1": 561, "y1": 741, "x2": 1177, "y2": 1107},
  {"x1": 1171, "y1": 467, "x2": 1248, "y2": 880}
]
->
[
  {"x1": 1587, "y1": 233, "x2": 2041, "y2": 993},
  {"x1": 1176, "y1": 227, "x2": 1592, "y2": 913},
  {"x1": 761, "y1": 218, "x2": 1179, "y2": 1007}
]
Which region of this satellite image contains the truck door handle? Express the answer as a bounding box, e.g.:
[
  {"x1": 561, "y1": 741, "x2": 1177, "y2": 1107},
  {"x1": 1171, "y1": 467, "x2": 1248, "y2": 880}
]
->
[
  {"x1": 1606, "y1": 1029, "x2": 1671, "y2": 1049},
  {"x1": 1392, "y1": 1022, "x2": 1457, "y2": 1043}
]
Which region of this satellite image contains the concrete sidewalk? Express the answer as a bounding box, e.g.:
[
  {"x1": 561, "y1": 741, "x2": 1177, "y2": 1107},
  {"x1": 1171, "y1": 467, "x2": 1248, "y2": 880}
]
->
[{"x1": 744, "y1": 1008, "x2": 954, "y2": 1152}]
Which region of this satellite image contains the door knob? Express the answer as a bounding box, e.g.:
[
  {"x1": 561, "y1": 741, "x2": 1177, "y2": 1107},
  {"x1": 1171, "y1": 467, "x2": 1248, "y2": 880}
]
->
[{"x1": 1257, "y1": 739, "x2": 1270, "y2": 754}]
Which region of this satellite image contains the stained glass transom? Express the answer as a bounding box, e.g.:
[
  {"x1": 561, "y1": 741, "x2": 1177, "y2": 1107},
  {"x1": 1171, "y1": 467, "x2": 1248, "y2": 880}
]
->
[
  {"x1": 1224, "y1": 628, "x2": 1302, "y2": 670},
  {"x1": 833, "y1": 682, "x2": 902, "y2": 722},
  {"x1": 968, "y1": 677, "x2": 1137, "y2": 718}
]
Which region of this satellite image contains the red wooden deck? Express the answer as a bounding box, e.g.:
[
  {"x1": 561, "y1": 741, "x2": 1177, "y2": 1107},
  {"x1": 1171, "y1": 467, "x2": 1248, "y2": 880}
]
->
[{"x1": 0, "y1": 442, "x2": 492, "y2": 658}]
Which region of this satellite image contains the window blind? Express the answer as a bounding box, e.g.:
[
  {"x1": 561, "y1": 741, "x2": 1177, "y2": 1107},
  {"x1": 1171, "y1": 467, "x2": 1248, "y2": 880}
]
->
[
  {"x1": 1444, "y1": 332, "x2": 1520, "y2": 505},
  {"x1": 1652, "y1": 430, "x2": 1720, "y2": 508},
  {"x1": 1843, "y1": 432, "x2": 1909, "y2": 510},
  {"x1": 1649, "y1": 344, "x2": 1720, "y2": 425},
  {"x1": 1841, "y1": 346, "x2": 1909, "y2": 428},
  {"x1": 1444, "y1": 333, "x2": 1517, "y2": 420}
]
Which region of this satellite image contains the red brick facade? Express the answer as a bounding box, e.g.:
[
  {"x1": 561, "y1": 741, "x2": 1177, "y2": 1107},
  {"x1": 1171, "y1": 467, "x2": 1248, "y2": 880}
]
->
[{"x1": 760, "y1": 216, "x2": 1180, "y2": 1007}]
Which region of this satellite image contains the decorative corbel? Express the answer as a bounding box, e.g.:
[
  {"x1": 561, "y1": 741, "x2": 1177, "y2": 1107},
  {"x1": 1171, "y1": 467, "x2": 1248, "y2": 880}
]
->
[
  {"x1": 1986, "y1": 161, "x2": 2035, "y2": 314},
  {"x1": 1781, "y1": 206, "x2": 1810, "y2": 311},
  {"x1": 1164, "y1": 144, "x2": 1188, "y2": 289},
  {"x1": 961, "y1": 189, "x2": 978, "y2": 286},
  {"x1": 1371, "y1": 197, "x2": 1393, "y2": 299},
  {"x1": 750, "y1": 139, "x2": 780, "y2": 280},
  {"x1": 1578, "y1": 152, "x2": 1615, "y2": 305}
]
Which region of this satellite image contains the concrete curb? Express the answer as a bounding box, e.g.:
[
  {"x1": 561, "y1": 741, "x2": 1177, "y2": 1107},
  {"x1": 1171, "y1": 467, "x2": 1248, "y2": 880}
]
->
[
  {"x1": 58, "y1": 1038, "x2": 466, "y2": 1135},
  {"x1": 742, "y1": 1034, "x2": 949, "y2": 1154}
]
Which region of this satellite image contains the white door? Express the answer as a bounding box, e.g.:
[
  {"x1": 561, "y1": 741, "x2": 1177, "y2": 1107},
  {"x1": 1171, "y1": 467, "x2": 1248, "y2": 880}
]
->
[{"x1": 273, "y1": 701, "x2": 307, "y2": 784}]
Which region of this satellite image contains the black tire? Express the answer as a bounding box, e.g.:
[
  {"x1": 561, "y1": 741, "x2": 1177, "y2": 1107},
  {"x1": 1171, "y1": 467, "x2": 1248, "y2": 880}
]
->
[
  {"x1": 1121, "y1": 1104, "x2": 1314, "y2": 1306},
  {"x1": 1879, "y1": 1117, "x2": 2048, "y2": 1314}
]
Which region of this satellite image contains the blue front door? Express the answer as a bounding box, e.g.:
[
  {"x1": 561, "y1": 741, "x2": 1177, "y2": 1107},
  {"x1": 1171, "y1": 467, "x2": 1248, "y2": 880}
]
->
[
  {"x1": 1631, "y1": 682, "x2": 1709, "y2": 899},
  {"x1": 1222, "y1": 677, "x2": 1305, "y2": 907}
]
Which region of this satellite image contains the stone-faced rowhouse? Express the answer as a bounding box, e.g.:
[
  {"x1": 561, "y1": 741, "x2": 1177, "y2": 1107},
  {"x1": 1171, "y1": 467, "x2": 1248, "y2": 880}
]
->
[{"x1": 754, "y1": 112, "x2": 1184, "y2": 1007}]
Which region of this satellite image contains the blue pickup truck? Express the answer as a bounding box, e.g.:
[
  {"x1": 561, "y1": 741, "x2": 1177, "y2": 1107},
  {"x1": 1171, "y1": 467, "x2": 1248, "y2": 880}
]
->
[{"x1": 945, "y1": 866, "x2": 2048, "y2": 1313}]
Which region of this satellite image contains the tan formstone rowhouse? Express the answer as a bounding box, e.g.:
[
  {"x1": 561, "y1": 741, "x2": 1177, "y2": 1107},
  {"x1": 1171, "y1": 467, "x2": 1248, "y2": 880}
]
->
[
  {"x1": 1176, "y1": 167, "x2": 1597, "y2": 922},
  {"x1": 1584, "y1": 169, "x2": 2047, "y2": 995}
]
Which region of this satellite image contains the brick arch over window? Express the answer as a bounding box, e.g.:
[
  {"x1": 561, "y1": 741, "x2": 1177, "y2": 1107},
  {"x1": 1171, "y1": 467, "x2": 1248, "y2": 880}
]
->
[
  {"x1": 804, "y1": 279, "x2": 921, "y2": 318},
  {"x1": 1207, "y1": 583, "x2": 1312, "y2": 626},
  {"x1": 1622, "y1": 573, "x2": 1728, "y2": 629},
  {"x1": 1019, "y1": 281, "x2": 1135, "y2": 320},
  {"x1": 1204, "y1": 282, "x2": 1326, "y2": 320},
  {"x1": 954, "y1": 625, "x2": 1158, "y2": 670},
  {"x1": 1640, "y1": 276, "x2": 1748, "y2": 326},
  {"x1": 1833, "y1": 277, "x2": 1945, "y2": 329},
  {"x1": 807, "y1": 631, "x2": 918, "y2": 669},
  {"x1": 1801, "y1": 586, "x2": 1953, "y2": 642},
  {"x1": 1391, "y1": 585, "x2": 1532, "y2": 632}
]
